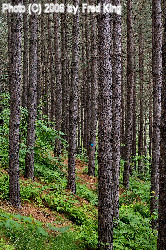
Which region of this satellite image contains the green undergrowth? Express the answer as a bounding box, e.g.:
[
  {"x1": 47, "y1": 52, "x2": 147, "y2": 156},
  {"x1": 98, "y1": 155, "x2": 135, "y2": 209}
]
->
[
  {"x1": 0, "y1": 209, "x2": 80, "y2": 250},
  {"x1": 0, "y1": 163, "x2": 157, "y2": 249},
  {"x1": 0, "y1": 94, "x2": 157, "y2": 249}
]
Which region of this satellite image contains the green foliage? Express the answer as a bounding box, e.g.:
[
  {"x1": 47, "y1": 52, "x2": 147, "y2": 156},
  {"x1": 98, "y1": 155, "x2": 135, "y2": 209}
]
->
[
  {"x1": 34, "y1": 164, "x2": 66, "y2": 185},
  {"x1": 0, "y1": 209, "x2": 81, "y2": 250},
  {"x1": 114, "y1": 205, "x2": 157, "y2": 250},
  {"x1": 0, "y1": 238, "x2": 14, "y2": 250},
  {"x1": 77, "y1": 184, "x2": 97, "y2": 206},
  {"x1": 0, "y1": 172, "x2": 9, "y2": 200}
]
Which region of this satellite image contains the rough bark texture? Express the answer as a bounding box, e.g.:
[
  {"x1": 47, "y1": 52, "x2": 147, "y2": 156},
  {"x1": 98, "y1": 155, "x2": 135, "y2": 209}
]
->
[
  {"x1": 61, "y1": 2, "x2": 70, "y2": 142},
  {"x1": 97, "y1": 0, "x2": 113, "y2": 248},
  {"x1": 157, "y1": 3, "x2": 165, "y2": 248},
  {"x1": 48, "y1": 13, "x2": 55, "y2": 122},
  {"x1": 25, "y1": 0, "x2": 38, "y2": 179},
  {"x1": 112, "y1": 0, "x2": 122, "y2": 220},
  {"x1": 149, "y1": 80, "x2": 153, "y2": 159},
  {"x1": 67, "y1": 0, "x2": 79, "y2": 194},
  {"x1": 123, "y1": 0, "x2": 134, "y2": 188},
  {"x1": 37, "y1": 15, "x2": 41, "y2": 108},
  {"x1": 54, "y1": 11, "x2": 62, "y2": 156},
  {"x1": 84, "y1": 15, "x2": 91, "y2": 154},
  {"x1": 22, "y1": 0, "x2": 28, "y2": 108},
  {"x1": 138, "y1": 25, "x2": 144, "y2": 175},
  {"x1": 132, "y1": 44, "x2": 137, "y2": 169},
  {"x1": 88, "y1": 2, "x2": 98, "y2": 177},
  {"x1": 120, "y1": 55, "x2": 125, "y2": 159},
  {"x1": 9, "y1": 0, "x2": 22, "y2": 208},
  {"x1": 150, "y1": 0, "x2": 162, "y2": 229}
]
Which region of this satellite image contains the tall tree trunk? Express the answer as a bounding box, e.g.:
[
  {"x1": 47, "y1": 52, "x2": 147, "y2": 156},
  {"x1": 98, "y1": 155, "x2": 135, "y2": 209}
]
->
[
  {"x1": 88, "y1": 3, "x2": 98, "y2": 177},
  {"x1": 149, "y1": 79, "x2": 153, "y2": 159},
  {"x1": 22, "y1": 0, "x2": 28, "y2": 108},
  {"x1": 84, "y1": 15, "x2": 91, "y2": 154},
  {"x1": 48, "y1": 13, "x2": 55, "y2": 123},
  {"x1": 123, "y1": 0, "x2": 134, "y2": 188},
  {"x1": 9, "y1": 0, "x2": 22, "y2": 208},
  {"x1": 37, "y1": 15, "x2": 41, "y2": 108},
  {"x1": 150, "y1": 0, "x2": 162, "y2": 229},
  {"x1": 138, "y1": 24, "x2": 144, "y2": 175},
  {"x1": 132, "y1": 44, "x2": 137, "y2": 170},
  {"x1": 67, "y1": 0, "x2": 79, "y2": 194},
  {"x1": 112, "y1": 0, "x2": 122, "y2": 220},
  {"x1": 97, "y1": 0, "x2": 113, "y2": 248},
  {"x1": 120, "y1": 55, "x2": 125, "y2": 159},
  {"x1": 158, "y1": 2, "x2": 166, "y2": 247},
  {"x1": 25, "y1": 0, "x2": 38, "y2": 179},
  {"x1": 54, "y1": 11, "x2": 62, "y2": 156}
]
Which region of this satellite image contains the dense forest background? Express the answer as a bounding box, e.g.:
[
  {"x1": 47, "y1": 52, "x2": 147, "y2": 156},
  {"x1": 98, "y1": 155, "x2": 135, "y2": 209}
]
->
[{"x1": 0, "y1": 0, "x2": 166, "y2": 249}]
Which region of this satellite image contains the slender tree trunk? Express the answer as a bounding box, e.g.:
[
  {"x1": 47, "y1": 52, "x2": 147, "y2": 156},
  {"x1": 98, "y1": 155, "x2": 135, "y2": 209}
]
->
[
  {"x1": 123, "y1": 0, "x2": 134, "y2": 188},
  {"x1": 150, "y1": 0, "x2": 162, "y2": 229},
  {"x1": 84, "y1": 15, "x2": 91, "y2": 154},
  {"x1": 112, "y1": 0, "x2": 122, "y2": 220},
  {"x1": 149, "y1": 83, "x2": 153, "y2": 160},
  {"x1": 48, "y1": 13, "x2": 55, "y2": 122},
  {"x1": 120, "y1": 55, "x2": 125, "y2": 159},
  {"x1": 67, "y1": 0, "x2": 79, "y2": 194},
  {"x1": 88, "y1": 3, "x2": 98, "y2": 176},
  {"x1": 97, "y1": 0, "x2": 113, "y2": 248},
  {"x1": 37, "y1": 15, "x2": 41, "y2": 108},
  {"x1": 132, "y1": 45, "x2": 137, "y2": 170},
  {"x1": 54, "y1": 11, "x2": 62, "y2": 156},
  {"x1": 143, "y1": 114, "x2": 147, "y2": 158},
  {"x1": 25, "y1": 0, "x2": 38, "y2": 179},
  {"x1": 158, "y1": 2, "x2": 166, "y2": 247},
  {"x1": 22, "y1": 0, "x2": 28, "y2": 108},
  {"x1": 9, "y1": 0, "x2": 22, "y2": 208},
  {"x1": 138, "y1": 24, "x2": 144, "y2": 175}
]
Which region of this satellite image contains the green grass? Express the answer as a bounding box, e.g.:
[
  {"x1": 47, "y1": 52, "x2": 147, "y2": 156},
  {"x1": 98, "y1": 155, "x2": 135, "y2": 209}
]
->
[{"x1": 0, "y1": 209, "x2": 81, "y2": 250}]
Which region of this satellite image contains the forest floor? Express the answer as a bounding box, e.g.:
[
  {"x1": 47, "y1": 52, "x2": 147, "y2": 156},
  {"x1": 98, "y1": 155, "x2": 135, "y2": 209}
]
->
[{"x1": 0, "y1": 152, "x2": 158, "y2": 249}]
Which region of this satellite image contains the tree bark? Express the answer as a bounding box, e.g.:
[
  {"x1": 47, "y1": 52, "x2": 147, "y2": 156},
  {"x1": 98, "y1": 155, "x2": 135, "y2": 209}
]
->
[
  {"x1": 112, "y1": 0, "x2": 122, "y2": 220},
  {"x1": 123, "y1": 0, "x2": 134, "y2": 188},
  {"x1": 9, "y1": 0, "x2": 22, "y2": 208},
  {"x1": 138, "y1": 24, "x2": 144, "y2": 175},
  {"x1": 88, "y1": 2, "x2": 98, "y2": 177},
  {"x1": 54, "y1": 11, "x2": 62, "y2": 156},
  {"x1": 157, "y1": 3, "x2": 165, "y2": 248},
  {"x1": 97, "y1": 0, "x2": 113, "y2": 248},
  {"x1": 150, "y1": 0, "x2": 162, "y2": 229},
  {"x1": 25, "y1": 0, "x2": 38, "y2": 179},
  {"x1": 67, "y1": 0, "x2": 80, "y2": 194},
  {"x1": 22, "y1": 0, "x2": 28, "y2": 108}
]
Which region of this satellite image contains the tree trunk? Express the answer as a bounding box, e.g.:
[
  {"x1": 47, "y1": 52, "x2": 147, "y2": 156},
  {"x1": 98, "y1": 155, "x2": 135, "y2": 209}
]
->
[
  {"x1": 112, "y1": 0, "x2": 122, "y2": 220},
  {"x1": 158, "y1": 2, "x2": 166, "y2": 247},
  {"x1": 25, "y1": 0, "x2": 38, "y2": 179},
  {"x1": 138, "y1": 24, "x2": 144, "y2": 175},
  {"x1": 67, "y1": 0, "x2": 79, "y2": 194},
  {"x1": 123, "y1": 0, "x2": 134, "y2": 188},
  {"x1": 97, "y1": 0, "x2": 113, "y2": 247},
  {"x1": 9, "y1": 0, "x2": 22, "y2": 208},
  {"x1": 22, "y1": 0, "x2": 28, "y2": 108},
  {"x1": 54, "y1": 11, "x2": 62, "y2": 156},
  {"x1": 88, "y1": 3, "x2": 98, "y2": 177},
  {"x1": 150, "y1": 0, "x2": 162, "y2": 229}
]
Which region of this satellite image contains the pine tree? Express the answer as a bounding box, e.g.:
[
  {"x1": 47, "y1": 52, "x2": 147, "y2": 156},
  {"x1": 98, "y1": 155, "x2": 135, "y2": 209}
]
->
[
  {"x1": 67, "y1": 0, "x2": 80, "y2": 193},
  {"x1": 150, "y1": 0, "x2": 162, "y2": 228},
  {"x1": 25, "y1": 0, "x2": 38, "y2": 179},
  {"x1": 157, "y1": 2, "x2": 165, "y2": 247},
  {"x1": 9, "y1": 0, "x2": 22, "y2": 207},
  {"x1": 97, "y1": 0, "x2": 113, "y2": 247}
]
